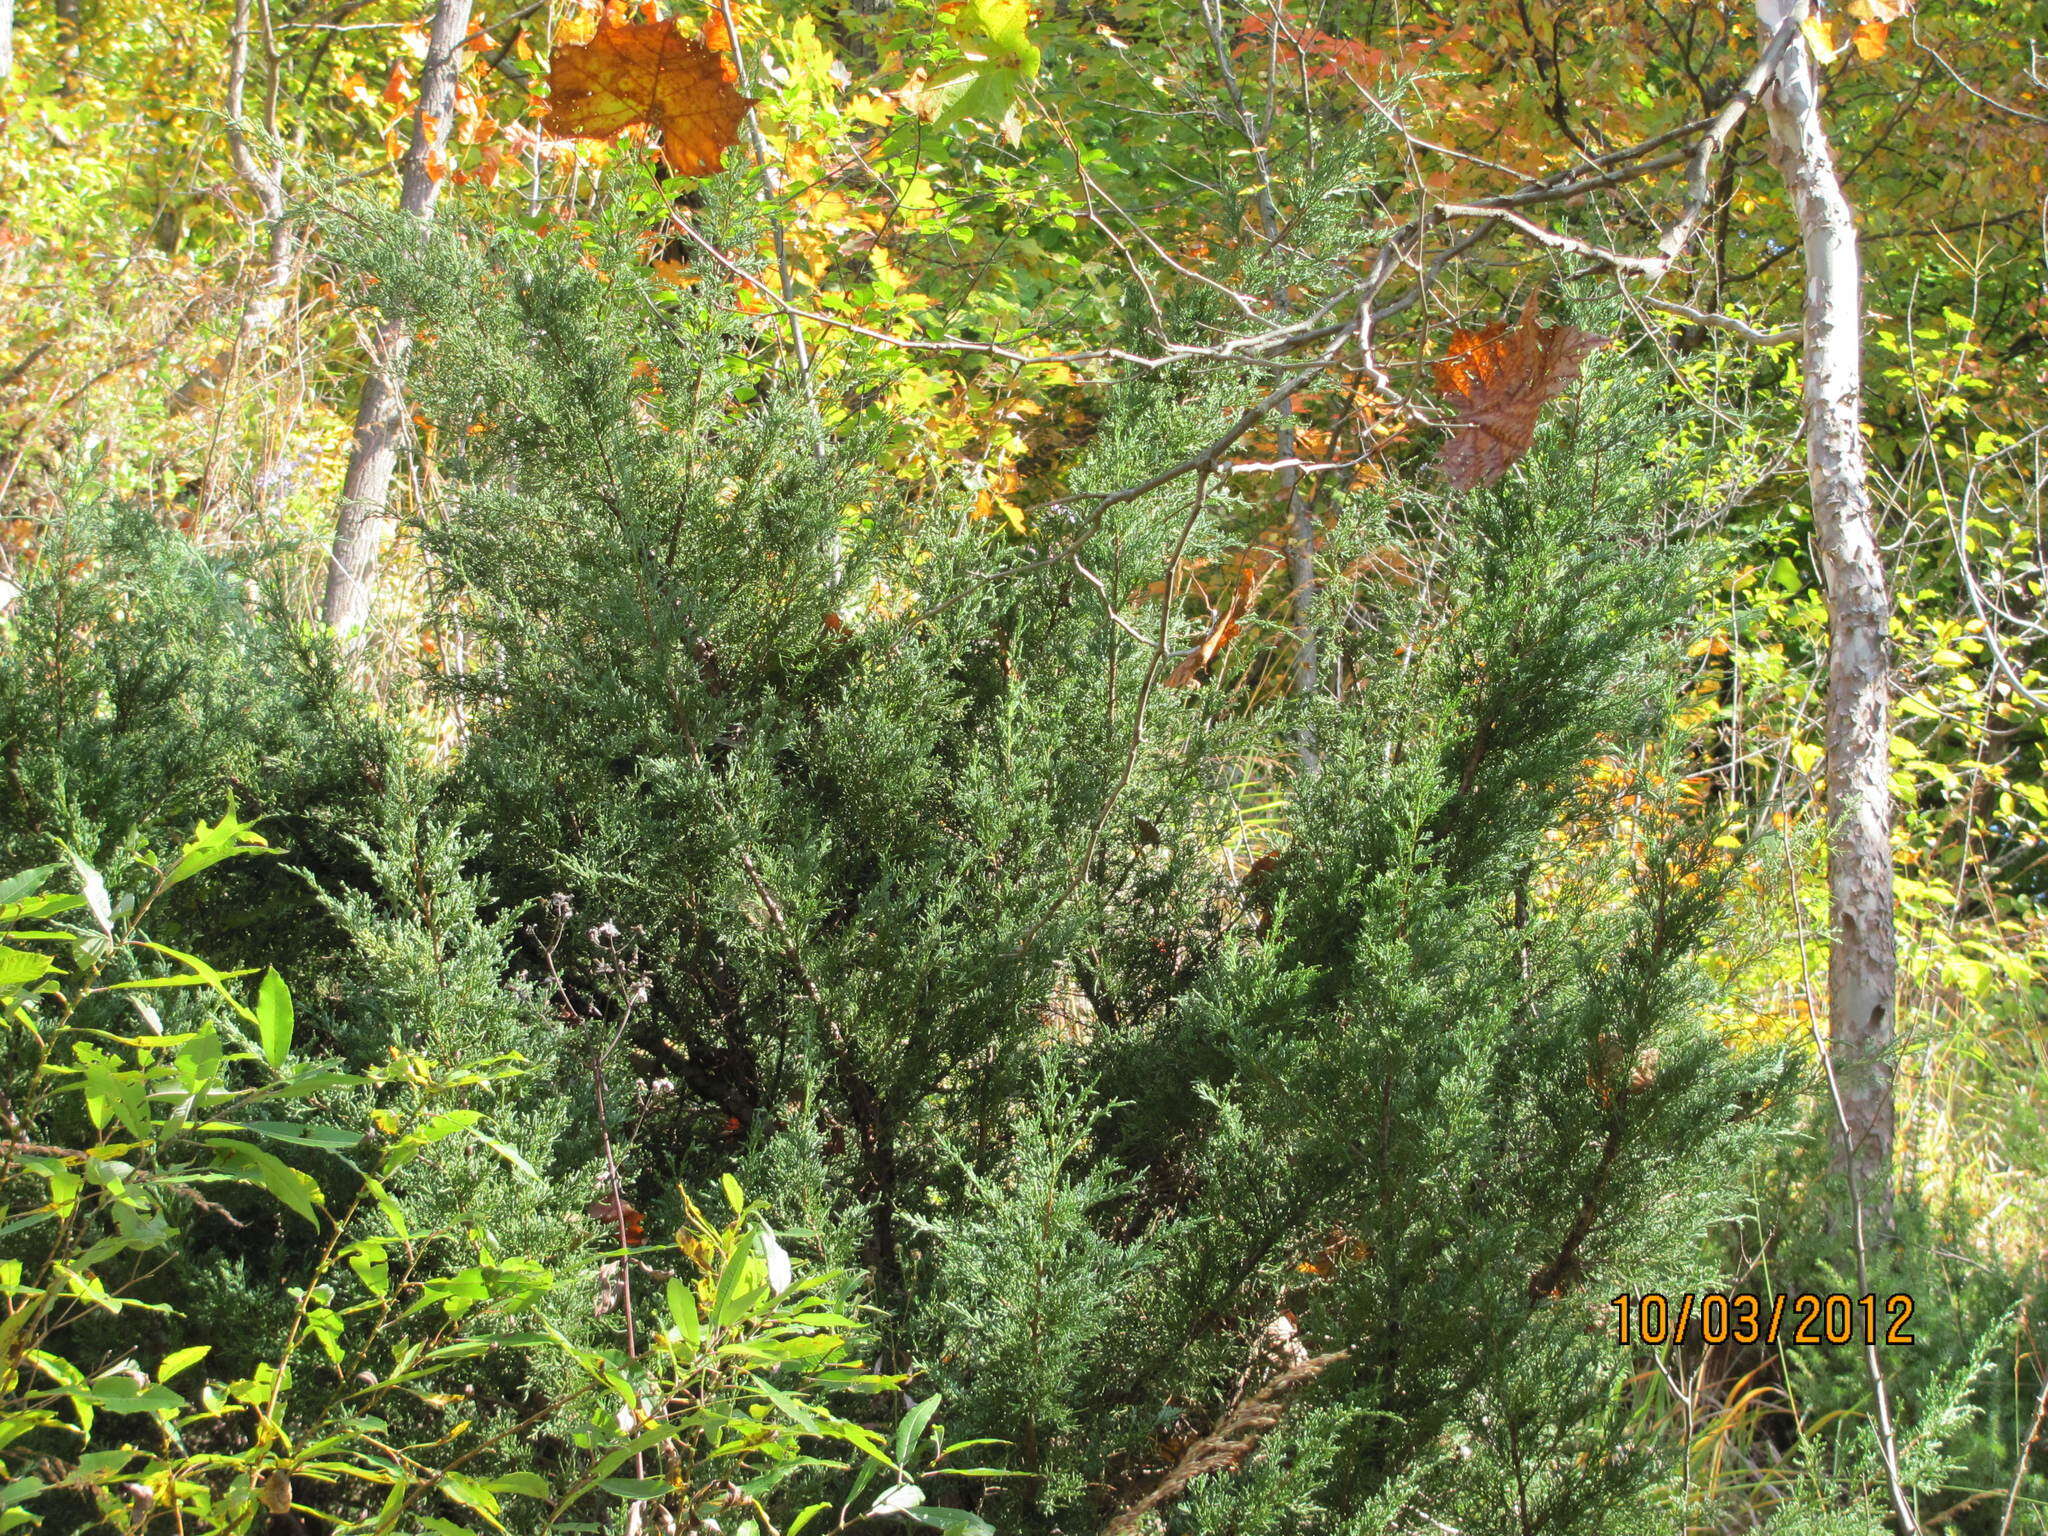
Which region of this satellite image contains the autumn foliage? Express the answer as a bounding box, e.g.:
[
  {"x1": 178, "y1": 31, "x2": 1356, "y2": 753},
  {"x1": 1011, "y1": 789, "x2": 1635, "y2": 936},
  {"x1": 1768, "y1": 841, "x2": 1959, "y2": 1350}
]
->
[
  {"x1": 543, "y1": 7, "x2": 755, "y2": 176},
  {"x1": 1433, "y1": 292, "x2": 1608, "y2": 491}
]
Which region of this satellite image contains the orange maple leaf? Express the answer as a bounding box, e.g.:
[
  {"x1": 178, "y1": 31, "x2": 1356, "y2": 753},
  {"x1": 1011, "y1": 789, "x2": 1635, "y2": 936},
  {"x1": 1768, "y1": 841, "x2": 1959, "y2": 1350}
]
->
[
  {"x1": 543, "y1": 10, "x2": 755, "y2": 177},
  {"x1": 1433, "y1": 292, "x2": 1607, "y2": 492}
]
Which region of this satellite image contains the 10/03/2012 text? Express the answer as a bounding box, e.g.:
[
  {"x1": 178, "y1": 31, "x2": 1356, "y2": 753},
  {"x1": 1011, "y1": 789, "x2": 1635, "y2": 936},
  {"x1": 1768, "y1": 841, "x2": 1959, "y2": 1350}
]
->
[{"x1": 1611, "y1": 1292, "x2": 1915, "y2": 1346}]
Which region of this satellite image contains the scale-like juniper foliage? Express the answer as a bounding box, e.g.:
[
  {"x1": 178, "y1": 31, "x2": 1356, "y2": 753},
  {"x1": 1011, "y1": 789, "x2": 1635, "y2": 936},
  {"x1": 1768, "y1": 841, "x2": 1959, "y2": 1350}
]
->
[{"x1": 314, "y1": 166, "x2": 1793, "y2": 1535}]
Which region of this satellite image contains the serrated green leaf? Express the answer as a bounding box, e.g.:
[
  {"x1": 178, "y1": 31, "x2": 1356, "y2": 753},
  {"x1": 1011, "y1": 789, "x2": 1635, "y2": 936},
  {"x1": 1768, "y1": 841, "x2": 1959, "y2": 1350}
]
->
[
  {"x1": 0, "y1": 946, "x2": 55, "y2": 992},
  {"x1": 163, "y1": 807, "x2": 271, "y2": 889}
]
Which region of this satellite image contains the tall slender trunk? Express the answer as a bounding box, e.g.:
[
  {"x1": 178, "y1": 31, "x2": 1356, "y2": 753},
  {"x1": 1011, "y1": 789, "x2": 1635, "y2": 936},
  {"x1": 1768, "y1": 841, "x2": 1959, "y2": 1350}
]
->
[
  {"x1": 1755, "y1": 0, "x2": 1896, "y2": 1223},
  {"x1": 169, "y1": 0, "x2": 296, "y2": 420},
  {"x1": 321, "y1": 0, "x2": 473, "y2": 636},
  {"x1": 1200, "y1": 0, "x2": 1320, "y2": 772},
  {"x1": 52, "y1": 0, "x2": 80, "y2": 86},
  {"x1": 0, "y1": 0, "x2": 15, "y2": 82}
]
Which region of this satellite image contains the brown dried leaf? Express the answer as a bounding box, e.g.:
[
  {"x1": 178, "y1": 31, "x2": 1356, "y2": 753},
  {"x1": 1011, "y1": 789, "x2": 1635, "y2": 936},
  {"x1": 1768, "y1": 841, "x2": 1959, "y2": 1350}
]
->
[
  {"x1": 544, "y1": 10, "x2": 756, "y2": 176},
  {"x1": 1434, "y1": 293, "x2": 1608, "y2": 492},
  {"x1": 258, "y1": 1470, "x2": 294, "y2": 1516},
  {"x1": 1165, "y1": 548, "x2": 1283, "y2": 688},
  {"x1": 586, "y1": 1192, "x2": 646, "y2": 1245}
]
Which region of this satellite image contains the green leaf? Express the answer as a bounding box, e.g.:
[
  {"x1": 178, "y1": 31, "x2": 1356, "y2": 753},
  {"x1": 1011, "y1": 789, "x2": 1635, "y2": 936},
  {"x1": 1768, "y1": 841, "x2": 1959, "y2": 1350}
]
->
[
  {"x1": 914, "y1": 0, "x2": 1040, "y2": 135},
  {"x1": 0, "y1": 866, "x2": 55, "y2": 906},
  {"x1": 255, "y1": 968, "x2": 293, "y2": 1068},
  {"x1": 163, "y1": 806, "x2": 271, "y2": 889},
  {"x1": 967, "y1": 0, "x2": 1034, "y2": 56},
  {"x1": 0, "y1": 863, "x2": 84, "y2": 925},
  {"x1": 240, "y1": 1121, "x2": 365, "y2": 1150},
  {"x1": 0, "y1": 946, "x2": 56, "y2": 992},
  {"x1": 206, "y1": 1139, "x2": 324, "y2": 1226},
  {"x1": 87, "y1": 1375, "x2": 187, "y2": 1414},
  {"x1": 666, "y1": 1277, "x2": 702, "y2": 1351},
  {"x1": 439, "y1": 1473, "x2": 505, "y2": 1529},
  {"x1": 0, "y1": 892, "x2": 85, "y2": 923},
  {"x1": 902, "y1": 1507, "x2": 994, "y2": 1536},
  {"x1": 415, "y1": 1109, "x2": 483, "y2": 1143},
  {"x1": 721, "y1": 1172, "x2": 746, "y2": 1215},
  {"x1": 597, "y1": 1477, "x2": 671, "y2": 1500},
  {"x1": 869, "y1": 1483, "x2": 925, "y2": 1518},
  {"x1": 157, "y1": 1345, "x2": 209, "y2": 1382},
  {"x1": 121, "y1": 942, "x2": 260, "y2": 1019},
  {"x1": 347, "y1": 1239, "x2": 390, "y2": 1297},
  {"x1": 710, "y1": 1247, "x2": 762, "y2": 1328},
  {"x1": 894, "y1": 1392, "x2": 942, "y2": 1470},
  {"x1": 475, "y1": 1133, "x2": 540, "y2": 1185},
  {"x1": 484, "y1": 1472, "x2": 550, "y2": 1500},
  {"x1": 752, "y1": 1377, "x2": 824, "y2": 1434},
  {"x1": 64, "y1": 852, "x2": 113, "y2": 935},
  {"x1": 787, "y1": 1503, "x2": 833, "y2": 1536}
]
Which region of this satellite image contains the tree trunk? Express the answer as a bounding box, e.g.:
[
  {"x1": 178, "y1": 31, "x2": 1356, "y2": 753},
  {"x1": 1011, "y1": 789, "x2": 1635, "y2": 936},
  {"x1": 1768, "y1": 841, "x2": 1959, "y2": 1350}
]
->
[
  {"x1": 167, "y1": 0, "x2": 297, "y2": 420},
  {"x1": 52, "y1": 0, "x2": 81, "y2": 83},
  {"x1": 0, "y1": 0, "x2": 15, "y2": 82},
  {"x1": 1198, "y1": 0, "x2": 1320, "y2": 772},
  {"x1": 321, "y1": 0, "x2": 473, "y2": 636},
  {"x1": 1755, "y1": 0, "x2": 1896, "y2": 1224}
]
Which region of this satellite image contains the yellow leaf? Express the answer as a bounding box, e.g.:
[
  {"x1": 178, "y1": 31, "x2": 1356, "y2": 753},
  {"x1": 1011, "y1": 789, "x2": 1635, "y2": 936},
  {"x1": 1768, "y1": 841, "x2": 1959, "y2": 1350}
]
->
[
  {"x1": 848, "y1": 92, "x2": 898, "y2": 126},
  {"x1": 1801, "y1": 15, "x2": 1846, "y2": 63},
  {"x1": 1851, "y1": 20, "x2": 1888, "y2": 59}
]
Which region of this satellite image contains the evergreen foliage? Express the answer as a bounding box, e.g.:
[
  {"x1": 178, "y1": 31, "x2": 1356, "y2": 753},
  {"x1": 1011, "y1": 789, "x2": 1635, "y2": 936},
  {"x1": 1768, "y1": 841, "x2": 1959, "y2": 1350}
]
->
[
  {"x1": 306, "y1": 183, "x2": 1796, "y2": 1531},
  {"x1": 1, "y1": 155, "x2": 2024, "y2": 1536},
  {"x1": 0, "y1": 499, "x2": 399, "y2": 979},
  {"x1": 5, "y1": 0, "x2": 2045, "y2": 1524}
]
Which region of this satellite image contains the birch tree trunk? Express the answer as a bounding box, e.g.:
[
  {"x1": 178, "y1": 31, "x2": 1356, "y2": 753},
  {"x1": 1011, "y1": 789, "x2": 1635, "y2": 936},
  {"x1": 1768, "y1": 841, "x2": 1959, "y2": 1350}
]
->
[
  {"x1": 321, "y1": 0, "x2": 474, "y2": 636},
  {"x1": 0, "y1": 0, "x2": 14, "y2": 82},
  {"x1": 1755, "y1": 0, "x2": 1897, "y2": 1223}
]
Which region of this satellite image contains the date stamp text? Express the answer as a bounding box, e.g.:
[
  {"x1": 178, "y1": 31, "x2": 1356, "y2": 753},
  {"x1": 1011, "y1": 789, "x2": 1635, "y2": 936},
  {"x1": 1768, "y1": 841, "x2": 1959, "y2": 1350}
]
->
[{"x1": 1611, "y1": 1293, "x2": 1915, "y2": 1347}]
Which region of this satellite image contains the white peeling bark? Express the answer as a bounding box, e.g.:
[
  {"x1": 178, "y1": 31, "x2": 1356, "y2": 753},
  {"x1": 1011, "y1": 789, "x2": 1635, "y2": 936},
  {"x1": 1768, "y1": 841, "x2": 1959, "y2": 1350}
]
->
[
  {"x1": 321, "y1": 0, "x2": 474, "y2": 636},
  {"x1": 1754, "y1": 0, "x2": 1896, "y2": 1220}
]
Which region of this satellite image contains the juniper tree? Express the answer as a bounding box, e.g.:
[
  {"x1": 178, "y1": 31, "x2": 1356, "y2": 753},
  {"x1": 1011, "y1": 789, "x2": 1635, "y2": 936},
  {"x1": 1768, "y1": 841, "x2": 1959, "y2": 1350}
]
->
[
  {"x1": 0, "y1": 499, "x2": 405, "y2": 987},
  {"x1": 323, "y1": 159, "x2": 1790, "y2": 1535}
]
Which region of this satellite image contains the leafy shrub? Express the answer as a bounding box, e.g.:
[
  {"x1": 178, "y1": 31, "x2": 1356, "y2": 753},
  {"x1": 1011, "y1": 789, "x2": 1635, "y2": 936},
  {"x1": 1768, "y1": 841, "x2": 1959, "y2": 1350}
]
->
[{"x1": 0, "y1": 827, "x2": 973, "y2": 1534}]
